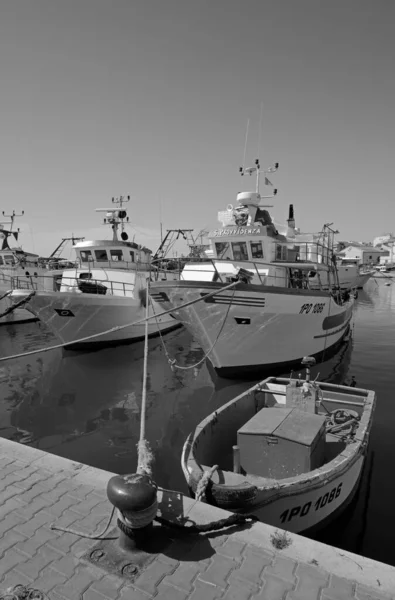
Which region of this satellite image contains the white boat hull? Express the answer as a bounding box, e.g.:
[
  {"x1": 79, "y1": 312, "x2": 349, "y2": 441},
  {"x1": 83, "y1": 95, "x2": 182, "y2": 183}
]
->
[
  {"x1": 243, "y1": 455, "x2": 363, "y2": 533},
  {"x1": 150, "y1": 281, "x2": 354, "y2": 376},
  {"x1": 10, "y1": 290, "x2": 180, "y2": 347}
]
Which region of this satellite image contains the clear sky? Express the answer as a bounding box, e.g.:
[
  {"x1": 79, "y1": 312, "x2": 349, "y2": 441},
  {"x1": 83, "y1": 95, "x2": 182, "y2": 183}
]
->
[{"x1": 0, "y1": 0, "x2": 394, "y2": 257}]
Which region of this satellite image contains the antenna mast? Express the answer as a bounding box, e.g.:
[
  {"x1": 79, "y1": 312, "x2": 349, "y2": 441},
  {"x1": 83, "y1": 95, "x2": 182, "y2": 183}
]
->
[
  {"x1": 2, "y1": 209, "x2": 24, "y2": 232},
  {"x1": 96, "y1": 196, "x2": 131, "y2": 242}
]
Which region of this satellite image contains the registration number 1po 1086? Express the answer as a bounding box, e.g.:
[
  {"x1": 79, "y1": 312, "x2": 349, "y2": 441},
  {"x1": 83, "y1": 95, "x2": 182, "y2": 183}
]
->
[{"x1": 279, "y1": 483, "x2": 343, "y2": 524}]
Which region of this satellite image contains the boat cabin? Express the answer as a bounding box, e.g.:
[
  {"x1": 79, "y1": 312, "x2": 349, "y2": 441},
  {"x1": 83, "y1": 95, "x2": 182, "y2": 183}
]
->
[
  {"x1": 0, "y1": 248, "x2": 40, "y2": 269},
  {"x1": 182, "y1": 191, "x2": 333, "y2": 289},
  {"x1": 73, "y1": 240, "x2": 152, "y2": 270}
]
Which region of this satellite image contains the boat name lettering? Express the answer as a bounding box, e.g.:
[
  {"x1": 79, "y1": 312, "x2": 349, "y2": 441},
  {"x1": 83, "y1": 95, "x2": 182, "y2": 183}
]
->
[
  {"x1": 211, "y1": 227, "x2": 262, "y2": 237},
  {"x1": 299, "y1": 302, "x2": 326, "y2": 315},
  {"x1": 279, "y1": 483, "x2": 343, "y2": 524}
]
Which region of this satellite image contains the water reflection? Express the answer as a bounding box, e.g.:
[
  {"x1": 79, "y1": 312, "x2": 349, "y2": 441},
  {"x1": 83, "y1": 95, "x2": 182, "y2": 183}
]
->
[{"x1": 1, "y1": 281, "x2": 395, "y2": 565}]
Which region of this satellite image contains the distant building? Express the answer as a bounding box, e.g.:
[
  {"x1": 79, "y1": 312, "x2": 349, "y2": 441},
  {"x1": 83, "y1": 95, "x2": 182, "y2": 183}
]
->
[
  {"x1": 337, "y1": 243, "x2": 386, "y2": 265},
  {"x1": 373, "y1": 233, "x2": 393, "y2": 247},
  {"x1": 379, "y1": 238, "x2": 395, "y2": 264}
]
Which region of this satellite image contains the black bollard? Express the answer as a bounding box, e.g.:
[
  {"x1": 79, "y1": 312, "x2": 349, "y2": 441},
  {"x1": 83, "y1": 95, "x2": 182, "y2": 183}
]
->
[{"x1": 107, "y1": 472, "x2": 158, "y2": 551}]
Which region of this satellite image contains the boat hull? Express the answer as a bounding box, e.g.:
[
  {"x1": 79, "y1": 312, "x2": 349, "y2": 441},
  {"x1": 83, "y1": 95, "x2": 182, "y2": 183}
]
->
[
  {"x1": 9, "y1": 290, "x2": 180, "y2": 348},
  {"x1": 150, "y1": 281, "x2": 354, "y2": 377},
  {"x1": 181, "y1": 377, "x2": 375, "y2": 534},
  {"x1": 186, "y1": 454, "x2": 364, "y2": 534}
]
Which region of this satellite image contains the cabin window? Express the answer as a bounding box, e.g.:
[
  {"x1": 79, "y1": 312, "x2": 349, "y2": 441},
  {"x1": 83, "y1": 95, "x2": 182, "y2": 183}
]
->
[
  {"x1": 250, "y1": 241, "x2": 263, "y2": 259},
  {"x1": 4, "y1": 254, "x2": 15, "y2": 265},
  {"x1": 0, "y1": 256, "x2": 3, "y2": 265},
  {"x1": 130, "y1": 251, "x2": 135, "y2": 262},
  {"x1": 231, "y1": 242, "x2": 248, "y2": 261},
  {"x1": 79, "y1": 272, "x2": 92, "y2": 280},
  {"x1": 276, "y1": 245, "x2": 287, "y2": 260},
  {"x1": 94, "y1": 249, "x2": 108, "y2": 262},
  {"x1": 215, "y1": 242, "x2": 232, "y2": 260},
  {"x1": 110, "y1": 249, "x2": 124, "y2": 261},
  {"x1": 80, "y1": 250, "x2": 93, "y2": 262}
]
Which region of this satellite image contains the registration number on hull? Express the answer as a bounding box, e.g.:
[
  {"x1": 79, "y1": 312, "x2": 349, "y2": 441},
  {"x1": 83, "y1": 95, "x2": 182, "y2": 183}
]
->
[{"x1": 279, "y1": 483, "x2": 343, "y2": 524}]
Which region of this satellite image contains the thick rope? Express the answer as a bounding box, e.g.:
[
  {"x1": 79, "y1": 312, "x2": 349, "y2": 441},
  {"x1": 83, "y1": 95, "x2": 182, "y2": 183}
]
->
[
  {"x1": 0, "y1": 281, "x2": 239, "y2": 363},
  {"x1": 137, "y1": 280, "x2": 154, "y2": 478},
  {"x1": 0, "y1": 289, "x2": 12, "y2": 302},
  {"x1": 0, "y1": 290, "x2": 35, "y2": 320},
  {"x1": 0, "y1": 583, "x2": 49, "y2": 600},
  {"x1": 151, "y1": 287, "x2": 236, "y2": 371},
  {"x1": 155, "y1": 512, "x2": 258, "y2": 533}
]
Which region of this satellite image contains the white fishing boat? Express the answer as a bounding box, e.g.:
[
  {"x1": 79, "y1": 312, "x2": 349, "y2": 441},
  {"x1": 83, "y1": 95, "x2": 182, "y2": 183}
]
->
[
  {"x1": 9, "y1": 197, "x2": 181, "y2": 347},
  {"x1": 0, "y1": 211, "x2": 75, "y2": 324},
  {"x1": 181, "y1": 357, "x2": 375, "y2": 534},
  {"x1": 150, "y1": 159, "x2": 355, "y2": 377}
]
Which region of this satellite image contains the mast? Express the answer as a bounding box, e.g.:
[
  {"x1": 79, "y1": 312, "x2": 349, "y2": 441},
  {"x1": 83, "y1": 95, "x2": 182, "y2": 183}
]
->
[{"x1": 96, "y1": 195, "x2": 131, "y2": 242}]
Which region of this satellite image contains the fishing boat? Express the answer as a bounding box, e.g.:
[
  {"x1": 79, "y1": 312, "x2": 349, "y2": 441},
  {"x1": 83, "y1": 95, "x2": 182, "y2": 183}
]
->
[
  {"x1": 181, "y1": 357, "x2": 375, "y2": 534},
  {"x1": 150, "y1": 159, "x2": 355, "y2": 378},
  {"x1": 0, "y1": 211, "x2": 75, "y2": 324},
  {"x1": 9, "y1": 197, "x2": 181, "y2": 347}
]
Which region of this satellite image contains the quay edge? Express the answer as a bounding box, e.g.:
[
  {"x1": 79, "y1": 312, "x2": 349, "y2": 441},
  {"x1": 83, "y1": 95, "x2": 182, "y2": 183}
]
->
[{"x1": 0, "y1": 436, "x2": 393, "y2": 599}]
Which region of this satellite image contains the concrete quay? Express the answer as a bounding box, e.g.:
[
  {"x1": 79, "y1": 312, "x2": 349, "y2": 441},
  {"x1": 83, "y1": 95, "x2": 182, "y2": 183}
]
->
[{"x1": 0, "y1": 437, "x2": 393, "y2": 600}]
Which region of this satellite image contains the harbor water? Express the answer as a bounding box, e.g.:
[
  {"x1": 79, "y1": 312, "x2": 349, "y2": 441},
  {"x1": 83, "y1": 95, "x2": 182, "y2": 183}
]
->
[{"x1": 0, "y1": 277, "x2": 394, "y2": 566}]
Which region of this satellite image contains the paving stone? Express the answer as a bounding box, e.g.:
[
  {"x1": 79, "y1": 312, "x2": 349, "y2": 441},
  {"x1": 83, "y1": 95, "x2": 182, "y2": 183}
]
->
[
  {"x1": 222, "y1": 578, "x2": 256, "y2": 600},
  {"x1": 287, "y1": 563, "x2": 330, "y2": 600},
  {"x1": 14, "y1": 482, "x2": 53, "y2": 503},
  {"x1": 14, "y1": 511, "x2": 52, "y2": 537},
  {"x1": 1, "y1": 466, "x2": 39, "y2": 488},
  {"x1": 47, "y1": 532, "x2": 82, "y2": 555},
  {"x1": 208, "y1": 534, "x2": 229, "y2": 549},
  {"x1": 87, "y1": 574, "x2": 125, "y2": 599},
  {"x1": 133, "y1": 559, "x2": 177, "y2": 595},
  {"x1": 29, "y1": 566, "x2": 68, "y2": 594},
  {"x1": 68, "y1": 492, "x2": 107, "y2": 516},
  {"x1": 188, "y1": 580, "x2": 223, "y2": 600},
  {"x1": 0, "y1": 512, "x2": 28, "y2": 537},
  {"x1": 44, "y1": 493, "x2": 82, "y2": 517},
  {"x1": 0, "y1": 569, "x2": 33, "y2": 596},
  {"x1": 253, "y1": 573, "x2": 295, "y2": 599},
  {"x1": 0, "y1": 497, "x2": 26, "y2": 520},
  {"x1": 321, "y1": 574, "x2": 356, "y2": 600},
  {"x1": 263, "y1": 555, "x2": 296, "y2": 583},
  {"x1": 0, "y1": 456, "x2": 16, "y2": 469},
  {"x1": 216, "y1": 539, "x2": 246, "y2": 559},
  {"x1": 163, "y1": 563, "x2": 201, "y2": 592},
  {"x1": 14, "y1": 494, "x2": 54, "y2": 519},
  {"x1": 0, "y1": 461, "x2": 26, "y2": 478},
  {"x1": 0, "y1": 483, "x2": 25, "y2": 504},
  {"x1": 156, "y1": 582, "x2": 191, "y2": 600},
  {"x1": 14, "y1": 527, "x2": 60, "y2": 558},
  {"x1": 71, "y1": 510, "x2": 112, "y2": 536},
  {"x1": 14, "y1": 545, "x2": 56, "y2": 580},
  {"x1": 355, "y1": 583, "x2": 393, "y2": 600},
  {"x1": 0, "y1": 548, "x2": 27, "y2": 580},
  {"x1": 0, "y1": 530, "x2": 26, "y2": 560},
  {"x1": 118, "y1": 585, "x2": 151, "y2": 599},
  {"x1": 13, "y1": 470, "x2": 50, "y2": 490},
  {"x1": 231, "y1": 546, "x2": 272, "y2": 586},
  {"x1": 50, "y1": 555, "x2": 80, "y2": 578},
  {"x1": 198, "y1": 553, "x2": 238, "y2": 589},
  {"x1": 53, "y1": 567, "x2": 102, "y2": 599}
]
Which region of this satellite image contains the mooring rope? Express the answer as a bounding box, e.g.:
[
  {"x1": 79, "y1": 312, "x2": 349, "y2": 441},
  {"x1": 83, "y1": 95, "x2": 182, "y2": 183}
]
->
[
  {"x1": 136, "y1": 280, "x2": 154, "y2": 478},
  {"x1": 151, "y1": 286, "x2": 236, "y2": 371},
  {"x1": 0, "y1": 290, "x2": 36, "y2": 320},
  {"x1": 0, "y1": 281, "x2": 239, "y2": 363}
]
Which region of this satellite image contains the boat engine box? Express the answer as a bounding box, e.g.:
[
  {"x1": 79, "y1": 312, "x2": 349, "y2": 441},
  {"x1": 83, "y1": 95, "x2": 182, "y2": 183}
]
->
[{"x1": 237, "y1": 407, "x2": 326, "y2": 479}]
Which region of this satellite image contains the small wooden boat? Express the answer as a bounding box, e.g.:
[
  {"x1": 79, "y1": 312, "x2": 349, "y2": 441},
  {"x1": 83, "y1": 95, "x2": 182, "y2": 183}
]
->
[{"x1": 181, "y1": 357, "x2": 375, "y2": 534}]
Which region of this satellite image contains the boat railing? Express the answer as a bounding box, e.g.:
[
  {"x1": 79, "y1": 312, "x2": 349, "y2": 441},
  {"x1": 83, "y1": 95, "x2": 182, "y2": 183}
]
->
[
  {"x1": 10, "y1": 274, "x2": 136, "y2": 297},
  {"x1": 150, "y1": 256, "x2": 331, "y2": 290}
]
